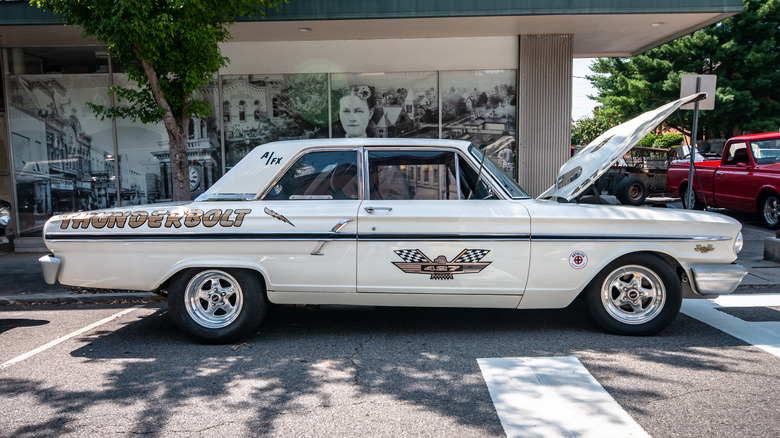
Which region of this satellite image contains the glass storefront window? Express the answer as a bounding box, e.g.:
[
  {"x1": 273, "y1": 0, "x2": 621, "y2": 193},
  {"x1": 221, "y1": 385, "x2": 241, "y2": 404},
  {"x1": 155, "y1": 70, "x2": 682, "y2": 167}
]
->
[
  {"x1": 221, "y1": 74, "x2": 329, "y2": 169},
  {"x1": 6, "y1": 73, "x2": 116, "y2": 236},
  {"x1": 330, "y1": 72, "x2": 438, "y2": 139},
  {"x1": 3, "y1": 57, "x2": 518, "y2": 239},
  {"x1": 441, "y1": 70, "x2": 517, "y2": 179},
  {"x1": 112, "y1": 75, "x2": 221, "y2": 205}
]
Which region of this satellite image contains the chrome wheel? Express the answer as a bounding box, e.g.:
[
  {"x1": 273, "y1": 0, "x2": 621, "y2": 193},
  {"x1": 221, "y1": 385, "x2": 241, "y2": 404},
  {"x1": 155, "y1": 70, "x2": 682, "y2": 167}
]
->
[
  {"x1": 761, "y1": 194, "x2": 780, "y2": 228},
  {"x1": 184, "y1": 270, "x2": 244, "y2": 329},
  {"x1": 600, "y1": 265, "x2": 666, "y2": 325}
]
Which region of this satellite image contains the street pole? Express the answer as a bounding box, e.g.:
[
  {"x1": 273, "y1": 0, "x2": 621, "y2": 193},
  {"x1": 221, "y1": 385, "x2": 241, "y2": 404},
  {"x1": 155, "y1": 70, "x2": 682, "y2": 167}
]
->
[{"x1": 686, "y1": 77, "x2": 701, "y2": 209}]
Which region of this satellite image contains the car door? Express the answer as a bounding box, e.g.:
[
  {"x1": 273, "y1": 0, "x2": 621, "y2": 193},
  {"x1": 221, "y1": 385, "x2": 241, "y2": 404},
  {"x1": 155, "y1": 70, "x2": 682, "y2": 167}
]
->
[
  {"x1": 258, "y1": 148, "x2": 360, "y2": 293},
  {"x1": 356, "y1": 148, "x2": 531, "y2": 295},
  {"x1": 714, "y1": 141, "x2": 760, "y2": 211}
]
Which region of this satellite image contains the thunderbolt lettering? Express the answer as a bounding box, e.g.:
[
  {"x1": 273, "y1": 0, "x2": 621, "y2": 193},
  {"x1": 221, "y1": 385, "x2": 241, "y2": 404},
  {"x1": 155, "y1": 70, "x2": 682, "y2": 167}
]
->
[{"x1": 59, "y1": 209, "x2": 253, "y2": 230}]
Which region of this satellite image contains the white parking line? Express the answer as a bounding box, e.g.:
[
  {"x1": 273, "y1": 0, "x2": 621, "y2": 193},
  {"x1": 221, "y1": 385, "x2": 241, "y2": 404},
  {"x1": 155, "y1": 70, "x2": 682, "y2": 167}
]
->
[
  {"x1": 0, "y1": 305, "x2": 144, "y2": 370},
  {"x1": 681, "y1": 294, "x2": 780, "y2": 359},
  {"x1": 478, "y1": 356, "x2": 650, "y2": 438}
]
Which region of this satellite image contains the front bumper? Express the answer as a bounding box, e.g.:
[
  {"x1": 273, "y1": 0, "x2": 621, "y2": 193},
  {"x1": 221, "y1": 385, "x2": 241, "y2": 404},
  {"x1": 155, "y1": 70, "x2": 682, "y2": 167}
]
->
[
  {"x1": 39, "y1": 255, "x2": 61, "y2": 285},
  {"x1": 690, "y1": 263, "x2": 748, "y2": 296}
]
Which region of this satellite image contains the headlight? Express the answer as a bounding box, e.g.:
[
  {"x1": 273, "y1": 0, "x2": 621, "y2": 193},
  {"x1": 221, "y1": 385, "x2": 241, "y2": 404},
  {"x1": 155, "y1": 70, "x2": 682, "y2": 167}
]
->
[
  {"x1": 0, "y1": 205, "x2": 10, "y2": 227},
  {"x1": 734, "y1": 231, "x2": 744, "y2": 255}
]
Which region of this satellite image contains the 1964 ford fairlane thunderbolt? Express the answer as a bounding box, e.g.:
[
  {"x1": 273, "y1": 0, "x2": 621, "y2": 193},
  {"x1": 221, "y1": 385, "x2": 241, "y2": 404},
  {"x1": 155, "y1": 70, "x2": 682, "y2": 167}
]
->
[{"x1": 39, "y1": 93, "x2": 748, "y2": 343}]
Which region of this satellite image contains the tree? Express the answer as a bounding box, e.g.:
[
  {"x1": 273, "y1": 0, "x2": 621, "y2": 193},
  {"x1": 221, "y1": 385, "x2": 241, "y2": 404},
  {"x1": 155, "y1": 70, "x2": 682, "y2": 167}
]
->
[
  {"x1": 589, "y1": 0, "x2": 780, "y2": 139},
  {"x1": 31, "y1": 0, "x2": 285, "y2": 201},
  {"x1": 571, "y1": 107, "x2": 623, "y2": 145}
]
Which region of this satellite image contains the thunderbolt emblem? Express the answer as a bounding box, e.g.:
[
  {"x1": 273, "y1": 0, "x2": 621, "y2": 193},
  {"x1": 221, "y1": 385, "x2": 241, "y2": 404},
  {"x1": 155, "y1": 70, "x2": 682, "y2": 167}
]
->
[
  {"x1": 392, "y1": 249, "x2": 492, "y2": 280},
  {"x1": 263, "y1": 207, "x2": 295, "y2": 227}
]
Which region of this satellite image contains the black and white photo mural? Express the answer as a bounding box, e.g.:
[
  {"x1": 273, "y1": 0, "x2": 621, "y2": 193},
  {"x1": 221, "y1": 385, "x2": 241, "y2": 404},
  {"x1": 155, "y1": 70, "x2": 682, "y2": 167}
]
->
[
  {"x1": 330, "y1": 72, "x2": 438, "y2": 139},
  {"x1": 7, "y1": 74, "x2": 118, "y2": 236},
  {"x1": 441, "y1": 70, "x2": 517, "y2": 179},
  {"x1": 5, "y1": 69, "x2": 517, "y2": 237},
  {"x1": 221, "y1": 74, "x2": 329, "y2": 169}
]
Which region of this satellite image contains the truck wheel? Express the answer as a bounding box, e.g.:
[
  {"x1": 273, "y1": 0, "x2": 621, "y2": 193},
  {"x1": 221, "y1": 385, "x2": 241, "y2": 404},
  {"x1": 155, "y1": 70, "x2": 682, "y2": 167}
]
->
[
  {"x1": 586, "y1": 254, "x2": 682, "y2": 336},
  {"x1": 759, "y1": 193, "x2": 780, "y2": 229},
  {"x1": 616, "y1": 177, "x2": 648, "y2": 206},
  {"x1": 681, "y1": 185, "x2": 705, "y2": 210},
  {"x1": 168, "y1": 268, "x2": 268, "y2": 344}
]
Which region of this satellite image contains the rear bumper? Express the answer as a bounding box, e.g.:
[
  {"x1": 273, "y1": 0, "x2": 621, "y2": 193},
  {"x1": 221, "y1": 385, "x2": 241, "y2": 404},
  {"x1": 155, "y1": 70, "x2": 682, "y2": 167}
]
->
[
  {"x1": 690, "y1": 263, "x2": 748, "y2": 296},
  {"x1": 39, "y1": 254, "x2": 61, "y2": 285}
]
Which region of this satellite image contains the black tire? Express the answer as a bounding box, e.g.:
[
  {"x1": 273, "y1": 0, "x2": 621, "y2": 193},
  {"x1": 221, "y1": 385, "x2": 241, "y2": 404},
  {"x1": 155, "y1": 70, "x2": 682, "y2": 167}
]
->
[
  {"x1": 168, "y1": 268, "x2": 268, "y2": 344},
  {"x1": 615, "y1": 177, "x2": 648, "y2": 206},
  {"x1": 586, "y1": 254, "x2": 681, "y2": 336},
  {"x1": 759, "y1": 192, "x2": 780, "y2": 229},
  {"x1": 680, "y1": 185, "x2": 705, "y2": 210}
]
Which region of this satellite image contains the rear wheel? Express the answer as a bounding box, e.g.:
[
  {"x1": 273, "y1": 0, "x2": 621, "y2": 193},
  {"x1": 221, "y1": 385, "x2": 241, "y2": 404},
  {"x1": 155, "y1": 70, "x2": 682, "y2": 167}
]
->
[
  {"x1": 168, "y1": 268, "x2": 267, "y2": 344},
  {"x1": 680, "y1": 185, "x2": 705, "y2": 210},
  {"x1": 586, "y1": 254, "x2": 681, "y2": 336},
  {"x1": 759, "y1": 192, "x2": 780, "y2": 229},
  {"x1": 616, "y1": 177, "x2": 648, "y2": 206}
]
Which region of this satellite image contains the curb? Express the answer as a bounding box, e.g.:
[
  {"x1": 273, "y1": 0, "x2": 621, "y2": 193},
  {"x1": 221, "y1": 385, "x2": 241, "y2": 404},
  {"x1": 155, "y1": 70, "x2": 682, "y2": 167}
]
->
[{"x1": 0, "y1": 292, "x2": 157, "y2": 306}]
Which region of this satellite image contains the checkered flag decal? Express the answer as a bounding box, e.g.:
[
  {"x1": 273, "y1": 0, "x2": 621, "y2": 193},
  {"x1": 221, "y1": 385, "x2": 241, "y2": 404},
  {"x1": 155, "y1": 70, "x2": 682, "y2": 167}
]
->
[
  {"x1": 394, "y1": 249, "x2": 432, "y2": 263},
  {"x1": 452, "y1": 249, "x2": 490, "y2": 263}
]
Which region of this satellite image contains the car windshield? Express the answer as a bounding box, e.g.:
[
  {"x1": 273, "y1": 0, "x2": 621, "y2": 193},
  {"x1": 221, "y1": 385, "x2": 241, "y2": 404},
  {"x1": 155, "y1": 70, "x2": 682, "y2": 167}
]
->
[{"x1": 468, "y1": 145, "x2": 529, "y2": 199}]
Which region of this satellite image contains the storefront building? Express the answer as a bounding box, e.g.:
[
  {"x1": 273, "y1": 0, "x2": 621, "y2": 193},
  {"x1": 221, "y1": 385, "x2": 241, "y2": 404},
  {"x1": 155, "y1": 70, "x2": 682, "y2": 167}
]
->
[{"x1": 0, "y1": 1, "x2": 742, "y2": 251}]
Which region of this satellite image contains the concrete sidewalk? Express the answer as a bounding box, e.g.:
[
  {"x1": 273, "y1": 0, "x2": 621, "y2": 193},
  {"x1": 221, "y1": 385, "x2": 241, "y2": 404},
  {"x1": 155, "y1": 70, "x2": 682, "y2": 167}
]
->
[
  {"x1": 1, "y1": 219, "x2": 778, "y2": 305},
  {"x1": 0, "y1": 251, "x2": 154, "y2": 305}
]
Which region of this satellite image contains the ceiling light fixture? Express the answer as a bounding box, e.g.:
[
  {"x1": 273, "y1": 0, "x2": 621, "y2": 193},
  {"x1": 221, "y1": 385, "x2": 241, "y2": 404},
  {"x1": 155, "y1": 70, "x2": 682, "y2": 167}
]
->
[{"x1": 298, "y1": 27, "x2": 312, "y2": 32}]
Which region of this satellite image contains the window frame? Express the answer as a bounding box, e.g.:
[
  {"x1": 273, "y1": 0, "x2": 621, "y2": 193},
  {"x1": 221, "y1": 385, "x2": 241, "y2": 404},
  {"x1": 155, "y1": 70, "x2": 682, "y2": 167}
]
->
[
  {"x1": 258, "y1": 147, "x2": 364, "y2": 200},
  {"x1": 362, "y1": 146, "x2": 507, "y2": 201},
  {"x1": 258, "y1": 145, "x2": 510, "y2": 202}
]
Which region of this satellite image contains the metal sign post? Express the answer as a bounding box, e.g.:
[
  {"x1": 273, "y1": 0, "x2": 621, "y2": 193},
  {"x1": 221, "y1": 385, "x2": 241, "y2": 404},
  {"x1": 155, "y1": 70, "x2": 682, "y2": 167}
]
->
[
  {"x1": 685, "y1": 78, "x2": 701, "y2": 210},
  {"x1": 680, "y1": 74, "x2": 717, "y2": 209}
]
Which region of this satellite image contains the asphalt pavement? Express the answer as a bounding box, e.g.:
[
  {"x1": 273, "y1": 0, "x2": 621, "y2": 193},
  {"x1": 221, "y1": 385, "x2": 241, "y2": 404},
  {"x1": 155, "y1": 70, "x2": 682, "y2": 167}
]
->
[{"x1": 1, "y1": 208, "x2": 778, "y2": 305}]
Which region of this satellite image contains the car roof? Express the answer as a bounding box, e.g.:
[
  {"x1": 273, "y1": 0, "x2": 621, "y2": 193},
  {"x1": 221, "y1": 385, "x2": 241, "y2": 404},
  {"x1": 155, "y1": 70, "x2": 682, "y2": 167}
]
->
[
  {"x1": 201, "y1": 138, "x2": 475, "y2": 198},
  {"x1": 728, "y1": 132, "x2": 780, "y2": 142}
]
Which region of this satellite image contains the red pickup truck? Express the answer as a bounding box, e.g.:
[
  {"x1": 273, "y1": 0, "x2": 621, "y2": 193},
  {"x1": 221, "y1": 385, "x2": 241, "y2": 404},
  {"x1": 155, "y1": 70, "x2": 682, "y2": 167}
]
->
[{"x1": 667, "y1": 132, "x2": 780, "y2": 228}]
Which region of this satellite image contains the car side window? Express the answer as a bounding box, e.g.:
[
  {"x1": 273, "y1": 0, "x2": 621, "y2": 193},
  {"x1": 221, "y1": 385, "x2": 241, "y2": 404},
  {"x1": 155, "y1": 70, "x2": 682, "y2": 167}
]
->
[
  {"x1": 264, "y1": 150, "x2": 359, "y2": 200},
  {"x1": 367, "y1": 150, "x2": 459, "y2": 200},
  {"x1": 725, "y1": 142, "x2": 749, "y2": 166}
]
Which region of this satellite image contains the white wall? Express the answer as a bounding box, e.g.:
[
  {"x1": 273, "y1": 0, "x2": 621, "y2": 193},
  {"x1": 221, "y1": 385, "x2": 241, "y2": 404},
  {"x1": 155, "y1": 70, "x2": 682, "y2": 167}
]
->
[{"x1": 220, "y1": 37, "x2": 518, "y2": 74}]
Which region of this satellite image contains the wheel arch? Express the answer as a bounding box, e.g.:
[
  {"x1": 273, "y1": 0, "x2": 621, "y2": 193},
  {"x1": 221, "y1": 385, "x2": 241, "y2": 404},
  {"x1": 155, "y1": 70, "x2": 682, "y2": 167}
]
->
[
  {"x1": 577, "y1": 250, "x2": 684, "y2": 299},
  {"x1": 158, "y1": 262, "x2": 269, "y2": 296},
  {"x1": 757, "y1": 187, "x2": 780, "y2": 209}
]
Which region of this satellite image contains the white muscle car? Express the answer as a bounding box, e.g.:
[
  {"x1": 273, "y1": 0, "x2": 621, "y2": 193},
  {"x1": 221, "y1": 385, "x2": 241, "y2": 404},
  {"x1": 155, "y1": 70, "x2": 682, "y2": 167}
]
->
[{"x1": 40, "y1": 93, "x2": 747, "y2": 343}]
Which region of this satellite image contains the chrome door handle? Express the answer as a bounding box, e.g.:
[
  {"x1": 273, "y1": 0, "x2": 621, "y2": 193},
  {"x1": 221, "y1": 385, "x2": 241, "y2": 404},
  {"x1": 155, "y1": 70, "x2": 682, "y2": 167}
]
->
[{"x1": 364, "y1": 206, "x2": 393, "y2": 213}]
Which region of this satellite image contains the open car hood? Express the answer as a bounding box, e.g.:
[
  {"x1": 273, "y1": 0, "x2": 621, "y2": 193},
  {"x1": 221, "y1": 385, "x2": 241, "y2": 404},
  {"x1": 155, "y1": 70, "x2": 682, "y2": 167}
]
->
[{"x1": 539, "y1": 92, "x2": 706, "y2": 201}]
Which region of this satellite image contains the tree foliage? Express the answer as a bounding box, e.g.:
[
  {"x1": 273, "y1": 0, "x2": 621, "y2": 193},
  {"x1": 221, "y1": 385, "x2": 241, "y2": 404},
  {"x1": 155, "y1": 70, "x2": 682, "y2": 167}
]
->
[
  {"x1": 588, "y1": 0, "x2": 780, "y2": 139},
  {"x1": 571, "y1": 107, "x2": 623, "y2": 145},
  {"x1": 31, "y1": 0, "x2": 285, "y2": 201}
]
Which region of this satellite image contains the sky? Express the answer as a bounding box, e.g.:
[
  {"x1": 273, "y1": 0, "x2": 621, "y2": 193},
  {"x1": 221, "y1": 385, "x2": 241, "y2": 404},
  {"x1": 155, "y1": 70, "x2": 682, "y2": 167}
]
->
[{"x1": 572, "y1": 58, "x2": 599, "y2": 120}]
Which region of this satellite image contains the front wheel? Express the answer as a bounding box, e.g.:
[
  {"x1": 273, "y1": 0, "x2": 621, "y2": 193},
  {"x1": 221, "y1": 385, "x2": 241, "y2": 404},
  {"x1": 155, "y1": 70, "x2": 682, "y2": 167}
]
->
[
  {"x1": 759, "y1": 193, "x2": 780, "y2": 229},
  {"x1": 586, "y1": 254, "x2": 681, "y2": 336},
  {"x1": 168, "y1": 268, "x2": 268, "y2": 344}
]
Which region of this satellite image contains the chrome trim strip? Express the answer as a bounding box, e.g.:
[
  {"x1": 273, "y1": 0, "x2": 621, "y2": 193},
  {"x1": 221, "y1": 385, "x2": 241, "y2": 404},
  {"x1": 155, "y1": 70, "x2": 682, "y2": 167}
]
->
[
  {"x1": 312, "y1": 219, "x2": 355, "y2": 255},
  {"x1": 44, "y1": 232, "x2": 730, "y2": 243},
  {"x1": 531, "y1": 235, "x2": 731, "y2": 242}
]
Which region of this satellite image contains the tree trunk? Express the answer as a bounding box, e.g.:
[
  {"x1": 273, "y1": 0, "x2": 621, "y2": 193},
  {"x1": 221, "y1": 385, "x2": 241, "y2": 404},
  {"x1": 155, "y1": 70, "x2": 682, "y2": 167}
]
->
[
  {"x1": 136, "y1": 49, "x2": 191, "y2": 202},
  {"x1": 168, "y1": 124, "x2": 190, "y2": 202}
]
